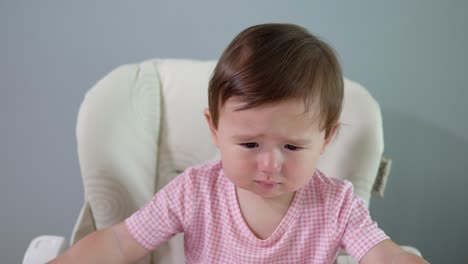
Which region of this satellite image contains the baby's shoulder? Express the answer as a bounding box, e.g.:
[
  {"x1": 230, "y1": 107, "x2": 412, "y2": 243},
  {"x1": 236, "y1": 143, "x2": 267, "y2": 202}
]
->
[
  {"x1": 179, "y1": 160, "x2": 224, "y2": 190},
  {"x1": 306, "y1": 170, "x2": 355, "y2": 204},
  {"x1": 311, "y1": 170, "x2": 353, "y2": 189}
]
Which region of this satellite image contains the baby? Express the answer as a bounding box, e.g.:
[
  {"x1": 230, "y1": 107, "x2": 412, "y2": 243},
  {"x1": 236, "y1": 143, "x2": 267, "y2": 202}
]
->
[{"x1": 50, "y1": 23, "x2": 427, "y2": 263}]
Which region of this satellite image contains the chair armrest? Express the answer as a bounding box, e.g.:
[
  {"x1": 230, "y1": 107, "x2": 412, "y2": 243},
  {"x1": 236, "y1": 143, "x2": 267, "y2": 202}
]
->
[{"x1": 23, "y1": 235, "x2": 67, "y2": 264}]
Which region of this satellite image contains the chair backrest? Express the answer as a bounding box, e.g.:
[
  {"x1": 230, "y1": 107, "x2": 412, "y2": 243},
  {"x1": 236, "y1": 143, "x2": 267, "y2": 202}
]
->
[{"x1": 73, "y1": 58, "x2": 386, "y2": 263}]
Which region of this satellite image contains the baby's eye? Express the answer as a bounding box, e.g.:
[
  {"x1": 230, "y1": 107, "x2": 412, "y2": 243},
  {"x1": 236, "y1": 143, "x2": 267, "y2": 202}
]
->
[
  {"x1": 240, "y1": 142, "x2": 259, "y2": 149},
  {"x1": 284, "y1": 144, "x2": 301, "y2": 151}
]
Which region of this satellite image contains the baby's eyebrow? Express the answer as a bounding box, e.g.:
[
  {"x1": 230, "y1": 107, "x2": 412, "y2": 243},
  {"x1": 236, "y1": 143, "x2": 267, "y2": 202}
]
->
[
  {"x1": 281, "y1": 137, "x2": 313, "y2": 145},
  {"x1": 232, "y1": 134, "x2": 312, "y2": 144},
  {"x1": 287, "y1": 138, "x2": 312, "y2": 145},
  {"x1": 232, "y1": 133, "x2": 264, "y2": 141}
]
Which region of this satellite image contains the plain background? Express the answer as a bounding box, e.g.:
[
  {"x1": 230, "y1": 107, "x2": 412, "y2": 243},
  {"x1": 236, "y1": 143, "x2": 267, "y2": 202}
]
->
[{"x1": 2, "y1": 1, "x2": 467, "y2": 263}]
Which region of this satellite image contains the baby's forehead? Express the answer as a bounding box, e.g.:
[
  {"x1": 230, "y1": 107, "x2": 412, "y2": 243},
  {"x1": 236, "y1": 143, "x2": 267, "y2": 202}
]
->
[
  {"x1": 224, "y1": 97, "x2": 320, "y2": 115},
  {"x1": 221, "y1": 97, "x2": 323, "y2": 125}
]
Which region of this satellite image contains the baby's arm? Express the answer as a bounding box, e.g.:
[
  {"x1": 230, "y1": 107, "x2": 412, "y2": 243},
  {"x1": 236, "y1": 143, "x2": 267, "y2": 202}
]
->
[
  {"x1": 360, "y1": 239, "x2": 428, "y2": 264},
  {"x1": 47, "y1": 222, "x2": 149, "y2": 264}
]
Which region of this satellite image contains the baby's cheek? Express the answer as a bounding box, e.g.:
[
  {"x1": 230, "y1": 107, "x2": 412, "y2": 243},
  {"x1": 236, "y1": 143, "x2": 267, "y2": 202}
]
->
[
  {"x1": 289, "y1": 153, "x2": 308, "y2": 165},
  {"x1": 293, "y1": 156, "x2": 317, "y2": 175}
]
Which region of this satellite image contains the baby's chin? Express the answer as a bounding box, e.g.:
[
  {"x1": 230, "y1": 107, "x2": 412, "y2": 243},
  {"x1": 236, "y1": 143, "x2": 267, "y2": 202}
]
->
[{"x1": 248, "y1": 185, "x2": 296, "y2": 201}]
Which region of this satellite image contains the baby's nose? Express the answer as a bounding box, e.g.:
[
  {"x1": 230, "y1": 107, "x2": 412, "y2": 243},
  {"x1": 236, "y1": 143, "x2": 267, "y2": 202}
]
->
[{"x1": 257, "y1": 150, "x2": 282, "y2": 174}]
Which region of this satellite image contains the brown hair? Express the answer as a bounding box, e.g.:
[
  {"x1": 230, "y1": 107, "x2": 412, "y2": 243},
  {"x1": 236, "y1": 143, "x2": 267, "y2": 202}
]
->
[{"x1": 208, "y1": 23, "x2": 343, "y2": 139}]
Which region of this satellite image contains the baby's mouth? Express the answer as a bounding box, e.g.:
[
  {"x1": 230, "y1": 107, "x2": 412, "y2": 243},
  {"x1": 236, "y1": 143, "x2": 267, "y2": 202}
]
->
[{"x1": 254, "y1": 180, "x2": 280, "y2": 189}]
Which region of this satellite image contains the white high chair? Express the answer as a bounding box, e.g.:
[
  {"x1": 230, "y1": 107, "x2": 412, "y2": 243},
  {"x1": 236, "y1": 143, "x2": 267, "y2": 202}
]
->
[{"x1": 23, "y1": 58, "x2": 421, "y2": 264}]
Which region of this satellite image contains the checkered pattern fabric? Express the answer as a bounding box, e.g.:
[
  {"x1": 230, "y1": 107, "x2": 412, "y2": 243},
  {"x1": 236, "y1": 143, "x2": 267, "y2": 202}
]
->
[{"x1": 126, "y1": 161, "x2": 388, "y2": 263}]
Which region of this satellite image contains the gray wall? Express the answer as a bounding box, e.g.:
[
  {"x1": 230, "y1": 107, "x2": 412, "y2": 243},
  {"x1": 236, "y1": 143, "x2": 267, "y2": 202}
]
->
[{"x1": 2, "y1": 1, "x2": 466, "y2": 263}]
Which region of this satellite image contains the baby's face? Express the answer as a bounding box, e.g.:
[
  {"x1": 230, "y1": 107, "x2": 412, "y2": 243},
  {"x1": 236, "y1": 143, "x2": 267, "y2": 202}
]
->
[{"x1": 206, "y1": 97, "x2": 333, "y2": 201}]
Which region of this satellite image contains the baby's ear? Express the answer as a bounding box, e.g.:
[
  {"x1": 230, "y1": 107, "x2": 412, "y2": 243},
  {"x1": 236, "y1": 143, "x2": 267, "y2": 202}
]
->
[
  {"x1": 204, "y1": 108, "x2": 219, "y2": 147},
  {"x1": 321, "y1": 123, "x2": 339, "y2": 154}
]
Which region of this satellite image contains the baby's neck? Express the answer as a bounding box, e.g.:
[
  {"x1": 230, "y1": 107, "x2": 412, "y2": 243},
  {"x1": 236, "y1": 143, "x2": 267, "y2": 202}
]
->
[
  {"x1": 236, "y1": 187, "x2": 296, "y2": 208},
  {"x1": 235, "y1": 187, "x2": 296, "y2": 240}
]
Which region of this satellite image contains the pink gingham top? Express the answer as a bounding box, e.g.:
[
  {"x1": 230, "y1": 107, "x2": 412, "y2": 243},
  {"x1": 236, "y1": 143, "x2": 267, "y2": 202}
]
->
[{"x1": 125, "y1": 161, "x2": 388, "y2": 263}]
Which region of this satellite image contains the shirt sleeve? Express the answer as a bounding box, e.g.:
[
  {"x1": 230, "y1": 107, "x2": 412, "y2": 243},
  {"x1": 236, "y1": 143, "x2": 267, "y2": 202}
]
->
[
  {"x1": 124, "y1": 170, "x2": 194, "y2": 251},
  {"x1": 335, "y1": 182, "x2": 390, "y2": 262}
]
